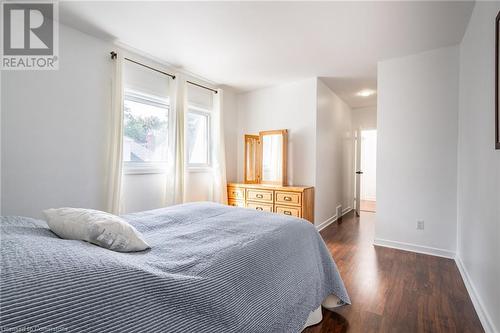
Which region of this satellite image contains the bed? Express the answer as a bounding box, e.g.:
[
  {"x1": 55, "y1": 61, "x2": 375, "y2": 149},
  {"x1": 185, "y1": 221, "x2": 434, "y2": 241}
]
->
[{"x1": 0, "y1": 202, "x2": 350, "y2": 332}]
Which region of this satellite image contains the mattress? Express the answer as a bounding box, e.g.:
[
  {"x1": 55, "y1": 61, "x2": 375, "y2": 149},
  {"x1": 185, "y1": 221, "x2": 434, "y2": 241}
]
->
[{"x1": 1, "y1": 202, "x2": 350, "y2": 332}]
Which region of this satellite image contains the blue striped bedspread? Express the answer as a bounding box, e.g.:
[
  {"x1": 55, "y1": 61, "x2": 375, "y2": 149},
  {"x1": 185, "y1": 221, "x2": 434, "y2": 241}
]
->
[{"x1": 0, "y1": 202, "x2": 350, "y2": 332}]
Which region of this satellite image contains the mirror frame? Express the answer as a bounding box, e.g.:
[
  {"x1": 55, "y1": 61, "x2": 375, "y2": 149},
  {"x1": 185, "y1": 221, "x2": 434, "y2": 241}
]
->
[
  {"x1": 259, "y1": 129, "x2": 288, "y2": 186},
  {"x1": 244, "y1": 134, "x2": 261, "y2": 184}
]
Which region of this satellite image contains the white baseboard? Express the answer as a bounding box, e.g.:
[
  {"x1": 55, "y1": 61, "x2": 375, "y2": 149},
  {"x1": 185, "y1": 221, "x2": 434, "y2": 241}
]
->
[
  {"x1": 373, "y1": 238, "x2": 455, "y2": 259},
  {"x1": 316, "y1": 214, "x2": 337, "y2": 231},
  {"x1": 316, "y1": 206, "x2": 352, "y2": 232},
  {"x1": 455, "y1": 256, "x2": 498, "y2": 333},
  {"x1": 342, "y1": 206, "x2": 352, "y2": 215}
]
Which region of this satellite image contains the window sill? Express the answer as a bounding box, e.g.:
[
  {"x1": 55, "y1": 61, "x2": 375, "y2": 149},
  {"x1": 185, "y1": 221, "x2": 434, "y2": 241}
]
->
[
  {"x1": 123, "y1": 163, "x2": 212, "y2": 174},
  {"x1": 186, "y1": 166, "x2": 212, "y2": 173},
  {"x1": 123, "y1": 167, "x2": 167, "y2": 175},
  {"x1": 123, "y1": 163, "x2": 167, "y2": 175}
]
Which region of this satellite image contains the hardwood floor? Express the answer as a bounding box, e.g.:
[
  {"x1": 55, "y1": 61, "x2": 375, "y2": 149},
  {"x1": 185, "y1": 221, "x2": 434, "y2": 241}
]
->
[
  {"x1": 360, "y1": 200, "x2": 376, "y2": 212},
  {"x1": 304, "y1": 211, "x2": 483, "y2": 333}
]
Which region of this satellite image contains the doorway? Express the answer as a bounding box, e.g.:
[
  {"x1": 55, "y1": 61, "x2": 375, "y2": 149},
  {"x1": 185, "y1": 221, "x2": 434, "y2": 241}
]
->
[{"x1": 354, "y1": 129, "x2": 377, "y2": 214}]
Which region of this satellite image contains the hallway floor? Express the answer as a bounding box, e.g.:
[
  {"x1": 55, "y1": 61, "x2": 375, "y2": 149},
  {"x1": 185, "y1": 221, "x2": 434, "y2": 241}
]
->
[
  {"x1": 304, "y1": 211, "x2": 483, "y2": 333},
  {"x1": 360, "y1": 200, "x2": 376, "y2": 212}
]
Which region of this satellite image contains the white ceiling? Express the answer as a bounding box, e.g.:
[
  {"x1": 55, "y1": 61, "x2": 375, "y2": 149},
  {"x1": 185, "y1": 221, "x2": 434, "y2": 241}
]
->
[{"x1": 60, "y1": 1, "x2": 474, "y2": 108}]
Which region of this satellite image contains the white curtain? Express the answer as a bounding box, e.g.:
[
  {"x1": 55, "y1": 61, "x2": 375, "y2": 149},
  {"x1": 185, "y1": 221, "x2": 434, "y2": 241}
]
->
[
  {"x1": 107, "y1": 56, "x2": 226, "y2": 211},
  {"x1": 106, "y1": 54, "x2": 124, "y2": 214},
  {"x1": 165, "y1": 84, "x2": 227, "y2": 205},
  {"x1": 165, "y1": 74, "x2": 187, "y2": 205},
  {"x1": 211, "y1": 89, "x2": 228, "y2": 204}
]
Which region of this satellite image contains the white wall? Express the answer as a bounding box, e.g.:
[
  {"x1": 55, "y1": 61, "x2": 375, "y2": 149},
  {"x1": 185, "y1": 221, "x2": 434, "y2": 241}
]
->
[
  {"x1": 184, "y1": 171, "x2": 213, "y2": 203},
  {"x1": 376, "y1": 46, "x2": 459, "y2": 256},
  {"x1": 236, "y1": 79, "x2": 318, "y2": 187},
  {"x1": 234, "y1": 78, "x2": 354, "y2": 225},
  {"x1": 457, "y1": 2, "x2": 500, "y2": 332},
  {"x1": 352, "y1": 106, "x2": 377, "y2": 130},
  {"x1": 1, "y1": 22, "x2": 227, "y2": 217},
  {"x1": 316, "y1": 79, "x2": 353, "y2": 225},
  {"x1": 1, "y1": 24, "x2": 112, "y2": 218},
  {"x1": 122, "y1": 173, "x2": 167, "y2": 213},
  {"x1": 0, "y1": 23, "x2": 181, "y2": 217},
  {"x1": 223, "y1": 87, "x2": 238, "y2": 182}
]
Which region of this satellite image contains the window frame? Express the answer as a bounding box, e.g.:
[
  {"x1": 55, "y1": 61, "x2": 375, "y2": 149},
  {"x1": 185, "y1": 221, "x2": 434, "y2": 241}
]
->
[
  {"x1": 123, "y1": 90, "x2": 170, "y2": 175},
  {"x1": 186, "y1": 104, "x2": 212, "y2": 170}
]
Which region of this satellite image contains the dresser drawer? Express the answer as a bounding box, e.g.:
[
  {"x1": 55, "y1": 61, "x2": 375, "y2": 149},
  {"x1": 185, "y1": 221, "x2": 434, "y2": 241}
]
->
[
  {"x1": 246, "y1": 189, "x2": 273, "y2": 203},
  {"x1": 247, "y1": 201, "x2": 274, "y2": 212},
  {"x1": 228, "y1": 199, "x2": 245, "y2": 208},
  {"x1": 228, "y1": 187, "x2": 245, "y2": 200},
  {"x1": 275, "y1": 205, "x2": 301, "y2": 218},
  {"x1": 275, "y1": 191, "x2": 301, "y2": 206}
]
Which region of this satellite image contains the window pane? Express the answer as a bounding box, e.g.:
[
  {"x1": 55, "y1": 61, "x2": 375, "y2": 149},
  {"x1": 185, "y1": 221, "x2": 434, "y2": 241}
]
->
[
  {"x1": 123, "y1": 98, "x2": 168, "y2": 163},
  {"x1": 187, "y1": 111, "x2": 209, "y2": 165}
]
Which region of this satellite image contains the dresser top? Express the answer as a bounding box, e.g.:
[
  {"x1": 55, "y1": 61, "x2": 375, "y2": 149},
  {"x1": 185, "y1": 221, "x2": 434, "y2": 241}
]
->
[{"x1": 227, "y1": 182, "x2": 313, "y2": 192}]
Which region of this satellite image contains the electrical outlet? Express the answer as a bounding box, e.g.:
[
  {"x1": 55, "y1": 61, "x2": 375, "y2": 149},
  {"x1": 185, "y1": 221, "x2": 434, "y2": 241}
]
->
[{"x1": 417, "y1": 220, "x2": 425, "y2": 230}]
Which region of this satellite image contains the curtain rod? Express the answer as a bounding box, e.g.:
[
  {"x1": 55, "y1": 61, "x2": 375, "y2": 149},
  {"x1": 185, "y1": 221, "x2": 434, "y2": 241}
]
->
[
  {"x1": 110, "y1": 51, "x2": 175, "y2": 80},
  {"x1": 110, "y1": 52, "x2": 217, "y2": 94},
  {"x1": 187, "y1": 80, "x2": 218, "y2": 94}
]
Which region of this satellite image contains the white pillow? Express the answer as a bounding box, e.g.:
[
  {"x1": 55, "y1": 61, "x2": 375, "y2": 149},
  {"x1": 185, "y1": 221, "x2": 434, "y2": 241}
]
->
[{"x1": 43, "y1": 208, "x2": 150, "y2": 252}]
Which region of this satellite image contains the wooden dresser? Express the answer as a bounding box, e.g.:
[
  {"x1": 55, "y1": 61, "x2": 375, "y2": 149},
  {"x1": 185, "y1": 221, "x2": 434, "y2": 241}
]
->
[{"x1": 227, "y1": 183, "x2": 314, "y2": 223}]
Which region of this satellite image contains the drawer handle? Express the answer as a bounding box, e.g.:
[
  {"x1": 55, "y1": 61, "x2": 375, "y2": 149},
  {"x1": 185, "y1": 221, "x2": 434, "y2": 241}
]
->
[
  {"x1": 284, "y1": 211, "x2": 292, "y2": 215},
  {"x1": 256, "y1": 194, "x2": 263, "y2": 199},
  {"x1": 284, "y1": 196, "x2": 292, "y2": 201},
  {"x1": 256, "y1": 207, "x2": 263, "y2": 211}
]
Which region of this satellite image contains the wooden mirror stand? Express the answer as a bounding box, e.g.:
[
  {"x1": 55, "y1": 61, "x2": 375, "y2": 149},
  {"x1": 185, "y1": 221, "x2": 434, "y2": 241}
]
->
[{"x1": 244, "y1": 129, "x2": 288, "y2": 186}]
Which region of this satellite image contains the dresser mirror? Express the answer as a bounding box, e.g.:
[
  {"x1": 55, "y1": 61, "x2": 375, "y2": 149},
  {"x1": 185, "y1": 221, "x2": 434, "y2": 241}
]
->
[
  {"x1": 244, "y1": 135, "x2": 261, "y2": 183},
  {"x1": 244, "y1": 129, "x2": 288, "y2": 186}
]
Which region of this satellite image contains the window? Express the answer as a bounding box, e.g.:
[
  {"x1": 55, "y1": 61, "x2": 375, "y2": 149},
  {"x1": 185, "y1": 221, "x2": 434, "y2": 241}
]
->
[
  {"x1": 123, "y1": 91, "x2": 169, "y2": 172},
  {"x1": 186, "y1": 107, "x2": 210, "y2": 167}
]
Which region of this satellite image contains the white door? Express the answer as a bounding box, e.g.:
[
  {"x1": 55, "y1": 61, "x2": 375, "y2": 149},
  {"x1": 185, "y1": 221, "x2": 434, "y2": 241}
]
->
[
  {"x1": 361, "y1": 130, "x2": 377, "y2": 202},
  {"x1": 354, "y1": 129, "x2": 362, "y2": 216}
]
